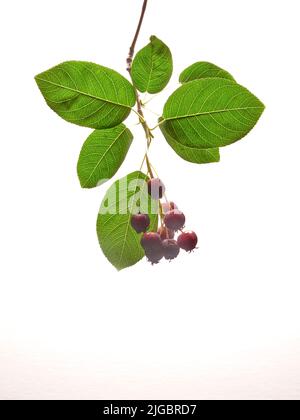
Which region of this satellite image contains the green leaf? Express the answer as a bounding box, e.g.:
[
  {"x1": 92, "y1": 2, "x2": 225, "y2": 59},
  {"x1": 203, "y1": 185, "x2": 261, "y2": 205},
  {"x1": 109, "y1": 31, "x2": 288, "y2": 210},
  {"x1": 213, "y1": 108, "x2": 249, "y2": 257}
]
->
[
  {"x1": 97, "y1": 171, "x2": 159, "y2": 271},
  {"x1": 179, "y1": 61, "x2": 235, "y2": 83},
  {"x1": 131, "y1": 36, "x2": 173, "y2": 94},
  {"x1": 160, "y1": 122, "x2": 220, "y2": 164},
  {"x1": 77, "y1": 124, "x2": 133, "y2": 189},
  {"x1": 35, "y1": 61, "x2": 136, "y2": 129},
  {"x1": 161, "y1": 78, "x2": 265, "y2": 149}
]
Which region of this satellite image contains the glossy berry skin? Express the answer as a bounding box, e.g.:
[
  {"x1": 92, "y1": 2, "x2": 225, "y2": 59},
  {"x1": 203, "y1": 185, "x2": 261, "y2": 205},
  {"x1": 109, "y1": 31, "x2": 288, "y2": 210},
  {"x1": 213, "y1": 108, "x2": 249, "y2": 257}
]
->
[
  {"x1": 164, "y1": 210, "x2": 186, "y2": 232},
  {"x1": 130, "y1": 213, "x2": 150, "y2": 233},
  {"x1": 162, "y1": 239, "x2": 180, "y2": 260},
  {"x1": 147, "y1": 178, "x2": 165, "y2": 200},
  {"x1": 162, "y1": 201, "x2": 177, "y2": 214},
  {"x1": 141, "y1": 232, "x2": 162, "y2": 252},
  {"x1": 145, "y1": 247, "x2": 164, "y2": 264},
  {"x1": 177, "y1": 231, "x2": 198, "y2": 252},
  {"x1": 157, "y1": 226, "x2": 175, "y2": 240}
]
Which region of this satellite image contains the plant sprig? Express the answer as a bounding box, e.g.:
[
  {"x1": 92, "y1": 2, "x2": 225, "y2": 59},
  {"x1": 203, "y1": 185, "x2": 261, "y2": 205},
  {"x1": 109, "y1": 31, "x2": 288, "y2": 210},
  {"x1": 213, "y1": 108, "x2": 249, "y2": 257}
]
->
[{"x1": 35, "y1": 0, "x2": 265, "y2": 270}]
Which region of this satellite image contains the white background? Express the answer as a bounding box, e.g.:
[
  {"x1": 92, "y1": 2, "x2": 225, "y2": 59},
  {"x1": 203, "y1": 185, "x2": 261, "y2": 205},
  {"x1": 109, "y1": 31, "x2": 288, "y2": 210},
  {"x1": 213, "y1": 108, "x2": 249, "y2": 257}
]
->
[{"x1": 1, "y1": 0, "x2": 300, "y2": 400}]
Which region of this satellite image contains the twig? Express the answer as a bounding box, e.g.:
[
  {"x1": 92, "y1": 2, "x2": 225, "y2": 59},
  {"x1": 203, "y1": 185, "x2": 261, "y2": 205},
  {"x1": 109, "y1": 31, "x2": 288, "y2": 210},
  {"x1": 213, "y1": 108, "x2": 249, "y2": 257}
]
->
[
  {"x1": 126, "y1": 0, "x2": 148, "y2": 72},
  {"x1": 126, "y1": 0, "x2": 154, "y2": 176}
]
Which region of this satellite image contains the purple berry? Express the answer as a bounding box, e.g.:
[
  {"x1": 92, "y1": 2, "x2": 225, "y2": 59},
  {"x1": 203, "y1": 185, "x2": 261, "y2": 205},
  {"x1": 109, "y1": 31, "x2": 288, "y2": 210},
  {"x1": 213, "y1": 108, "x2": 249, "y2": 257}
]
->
[
  {"x1": 164, "y1": 210, "x2": 185, "y2": 231},
  {"x1": 141, "y1": 232, "x2": 162, "y2": 252},
  {"x1": 162, "y1": 239, "x2": 180, "y2": 260},
  {"x1": 177, "y1": 231, "x2": 198, "y2": 252},
  {"x1": 131, "y1": 213, "x2": 150, "y2": 233}
]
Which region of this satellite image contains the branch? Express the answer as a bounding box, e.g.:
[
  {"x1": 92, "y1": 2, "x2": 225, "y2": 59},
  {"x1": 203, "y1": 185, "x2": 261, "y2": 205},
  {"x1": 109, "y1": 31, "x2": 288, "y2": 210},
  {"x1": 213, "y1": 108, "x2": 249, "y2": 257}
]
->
[
  {"x1": 126, "y1": 0, "x2": 154, "y2": 178},
  {"x1": 126, "y1": 0, "x2": 148, "y2": 72}
]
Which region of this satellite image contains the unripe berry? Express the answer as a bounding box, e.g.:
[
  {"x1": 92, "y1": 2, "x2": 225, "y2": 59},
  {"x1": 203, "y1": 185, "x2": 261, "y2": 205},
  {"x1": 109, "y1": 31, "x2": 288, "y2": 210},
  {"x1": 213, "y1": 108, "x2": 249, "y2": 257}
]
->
[
  {"x1": 177, "y1": 231, "x2": 198, "y2": 252},
  {"x1": 141, "y1": 232, "x2": 162, "y2": 252},
  {"x1": 130, "y1": 213, "x2": 150, "y2": 233},
  {"x1": 162, "y1": 239, "x2": 180, "y2": 260},
  {"x1": 147, "y1": 178, "x2": 165, "y2": 200},
  {"x1": 164, "y1": 210, "x2": 185, "y2": 231},
  {"x1": 157, "y1": 226, "x2": 175, "y2": 240}
]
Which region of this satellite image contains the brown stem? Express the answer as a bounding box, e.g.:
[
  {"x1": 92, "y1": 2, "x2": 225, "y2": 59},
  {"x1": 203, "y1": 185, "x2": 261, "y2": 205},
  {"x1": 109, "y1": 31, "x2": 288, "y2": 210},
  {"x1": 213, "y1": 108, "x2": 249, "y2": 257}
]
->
[
  {"x1": 126, "y1": 0, "x2": 154, "y2": 175},
  {"x1": 126, "y1": 0, "x2": 148, "y2": 72}
]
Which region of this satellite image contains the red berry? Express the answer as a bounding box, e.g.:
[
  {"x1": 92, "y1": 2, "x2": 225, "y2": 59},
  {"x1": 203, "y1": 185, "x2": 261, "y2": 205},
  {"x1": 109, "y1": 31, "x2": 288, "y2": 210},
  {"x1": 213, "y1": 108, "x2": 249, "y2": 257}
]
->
[
  {"x1": 145, "y1": 247, "x2": 164, "y2": 264},
  {"x1": 147, "y1": 178, "x2": 165, "y2": 200},
  {"x1": 131, "y1": 213, "x2": 150, "y2": 233},
  {"x1": 164, "y1": 210, "x2": 185, "y2": 231},
  {"x1": 162, "y1": 202, "x2": 177, "y2": 214},
  {"x1": 141, "y1": 232, "x2": 162, "y2": 252},
  {"x1": 157, "y1": 226, "x2": 175, "y2": 240},
  {"x1": 162, "y1": 239, "x2": 180, "y2": 260},
  {"x1": 177, "y1": 231, "x2": 198, "y2": 252}
]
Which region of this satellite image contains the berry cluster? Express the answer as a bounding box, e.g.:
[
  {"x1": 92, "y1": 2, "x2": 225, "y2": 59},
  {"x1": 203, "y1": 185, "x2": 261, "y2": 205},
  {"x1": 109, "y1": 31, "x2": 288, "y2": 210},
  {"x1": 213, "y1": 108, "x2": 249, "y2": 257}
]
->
[{"x1": 130, "y1": 178, "x2": 198, "y2": 264}]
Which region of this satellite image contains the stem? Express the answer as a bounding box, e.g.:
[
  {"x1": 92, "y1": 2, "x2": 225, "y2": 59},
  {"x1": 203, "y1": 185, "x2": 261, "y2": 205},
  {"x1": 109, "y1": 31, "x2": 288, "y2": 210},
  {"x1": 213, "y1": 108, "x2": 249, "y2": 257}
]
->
[
  {"x1": 126, "y1": 0, "x2": 154, "y2": 175},
  {"x1": 126, "y1": 0, "x2": 148, "y2": 72},
  {"x1": 126, "y1": 2, "x2": 164, "y2": 222},
  {"x1": 131, "y1": 108, "x2": 146, "y2": 122},
  {"x1": 146, "y1": 155, "x2": 154, "y2": 178},
  {"x1": 150, "y1": 119, "x2": 165, "y2": 131},
  {"x1": 158, "y1": 201, "x2": 164, "y2": 225}
]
